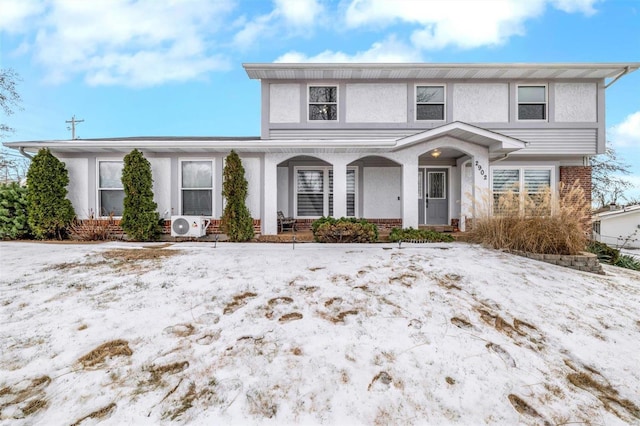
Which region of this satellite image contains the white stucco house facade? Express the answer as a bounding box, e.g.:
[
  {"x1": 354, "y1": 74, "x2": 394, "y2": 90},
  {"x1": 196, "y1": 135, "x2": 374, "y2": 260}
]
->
[{"x1": 5, "y1": 62, "x2": 639, "y2": 236}]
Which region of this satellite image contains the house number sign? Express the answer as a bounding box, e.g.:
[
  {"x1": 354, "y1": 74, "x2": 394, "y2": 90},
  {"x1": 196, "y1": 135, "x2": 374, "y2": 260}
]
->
[{"x1": 475, "y1": 160, "x2": 488, "y2": 180}]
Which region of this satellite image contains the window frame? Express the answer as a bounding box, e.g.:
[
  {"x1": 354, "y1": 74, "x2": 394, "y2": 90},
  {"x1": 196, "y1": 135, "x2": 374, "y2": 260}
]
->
[
  {"x1": 415, "y1": 84, "x2": 446, "y2": 121},
  {"x1": 96, "y1": 158, "x2": 125, "y2": 218},
  {"x1": 294, "y1": 166, "x2": 358, "y2": 218},
  {"x1": 490, "y1": 166, "x2": 555, "y2": 216},
  {"x1": 308, "y1": 84, "x2": 338, "y2": 122},
  {"x1": 516, "y1": 84, "x2": 548, "y2": 121},
  {"x1": 179, "y1": 158, "x2": 215, "y2": 217}
]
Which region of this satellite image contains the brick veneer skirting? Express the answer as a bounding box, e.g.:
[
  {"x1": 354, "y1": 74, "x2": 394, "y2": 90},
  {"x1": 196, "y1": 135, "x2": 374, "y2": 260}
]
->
[{"x1": 161, "y1": 219, "x2": 261, "y2": 235}]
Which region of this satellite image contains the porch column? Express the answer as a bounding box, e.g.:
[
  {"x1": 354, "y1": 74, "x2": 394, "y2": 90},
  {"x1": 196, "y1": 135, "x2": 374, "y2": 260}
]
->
[
  {"x1": 401, "y1": 159, "x2": 419, "y2": 229},
  {"x1": 262, "y1": 155, "x2": 278, "y2": 235},
  {"x1": 332, "y1": 160, "x2": 348, "y2": 218},
  {"x1": 471, "y1": 150, "x2": 490, "y2": 218}
]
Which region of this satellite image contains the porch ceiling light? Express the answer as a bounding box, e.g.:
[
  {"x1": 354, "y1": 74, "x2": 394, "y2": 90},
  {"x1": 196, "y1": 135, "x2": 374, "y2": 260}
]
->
[{"x1": 431, "y1": 148, "x2": 441, "y2": 158}]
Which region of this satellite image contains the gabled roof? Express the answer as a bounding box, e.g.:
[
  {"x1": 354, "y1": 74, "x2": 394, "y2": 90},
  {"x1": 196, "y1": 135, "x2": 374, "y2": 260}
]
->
[
  {"x1": 393, "y1": 122, "x2": 526, "y2": 154},
  {"x1": 244, "y1": 62, "x2": 640, "y2": 81}
]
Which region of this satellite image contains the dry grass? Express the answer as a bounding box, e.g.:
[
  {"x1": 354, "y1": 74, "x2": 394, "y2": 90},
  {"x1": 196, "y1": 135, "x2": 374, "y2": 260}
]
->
[
  {"x1": 71, "y1": 403, "x2": 116, "y2": 425},
  {"x1": 278, "y1": 312, "x2": 303, "y2": 323},
  {"x1": 21, "y1": 398, "x2": 48, "y2": 416},
  {"x1": 567, "y1": 372, "x2": 640, "y2": 421},
  {"x1": 507, "y1": 394, "x2": 544, "y2": 420},
  {"x1": 69, "y1": 216, "x2": 117, "y2": 241},
  {"x1": 0, "y1": 376, "x2": 52, "y2": 418},
  {"x1": 149, "y1": 361, "x2": 190, "y2": 384},
  {"x1": 224, "y1": 292, "x2": 258, "y2": 315},
  {"x1": 78, "y1": 339, "x2": 132, "y2": 368},
  {"x1": 102, "y1": 248, "x2": 180, "y2": 262},
  {"x1": 367, "y1": 371, "x2": 393, "y2": 391},
  {"x1": 468, "y1": 182, "x2": 589, "y2": 255}
]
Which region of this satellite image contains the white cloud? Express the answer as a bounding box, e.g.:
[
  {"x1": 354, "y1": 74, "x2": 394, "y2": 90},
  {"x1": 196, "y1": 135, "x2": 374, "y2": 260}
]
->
[
  {"x1": 344, "y1": 0, "x2": 599, "y2": 49},
  {"x1": 15, "y1": 0, "x2": 235, "y2": 87},
  {"x1": 232, "y1": 0, "x2": 324, "y2": 50},
  {"x1": 608, "y1": 111, "x2": 640, "y2": 147},
  {"x1": 274, "y1": 0, "x2": 324, "y2": 26},
  {"x1": 275, "y1": 36, "x2": 422, "y2": 63},
  {"x1": 0, "y1": 0, "x2": 45, "y2": 34}
]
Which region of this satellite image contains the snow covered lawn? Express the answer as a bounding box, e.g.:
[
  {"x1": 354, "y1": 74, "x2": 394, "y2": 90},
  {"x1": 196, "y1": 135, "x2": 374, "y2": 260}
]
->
[{"x1": 1, "y1": 241, "x2": 639, "y2": 425}]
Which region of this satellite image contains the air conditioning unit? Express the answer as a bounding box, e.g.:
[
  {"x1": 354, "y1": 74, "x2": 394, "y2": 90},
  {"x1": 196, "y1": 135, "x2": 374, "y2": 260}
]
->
[{"x1": 171, "y1": 216, "x2": 211, "y2": 238}]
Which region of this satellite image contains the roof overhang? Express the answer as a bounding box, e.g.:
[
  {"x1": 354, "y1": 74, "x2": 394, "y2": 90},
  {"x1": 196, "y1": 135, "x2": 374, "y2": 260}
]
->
[
  {"x1": 3, "y1": 123, "x2": 525, "y2": 157},
  {"x1": 244, "y1": 62, "x2": 640, "y2": 81}
]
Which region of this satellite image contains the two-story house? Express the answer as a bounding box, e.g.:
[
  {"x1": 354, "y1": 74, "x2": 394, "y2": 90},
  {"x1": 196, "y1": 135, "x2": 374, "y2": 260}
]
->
[{"x1": 5, "y1": 63, "x2": 639, "y2": 236}]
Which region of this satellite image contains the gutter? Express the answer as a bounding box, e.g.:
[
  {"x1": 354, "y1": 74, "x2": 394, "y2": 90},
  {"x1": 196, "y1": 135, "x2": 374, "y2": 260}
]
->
[
  {"x1": 490, "y1": 153, "x2": 510, "y2": 164},
  {"x1": 604, "y1": 66, "x2": 631, "y2": 89},
  {"x1": 18, "y1": 147, "x2": 33, "y2": 159}
]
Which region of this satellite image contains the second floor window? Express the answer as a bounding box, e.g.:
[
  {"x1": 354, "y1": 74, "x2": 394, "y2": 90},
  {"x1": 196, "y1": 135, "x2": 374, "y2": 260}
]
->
[
  {"x1": 518, "y1": 85, "x2": 547, "y2": 120},
  {"x1": 309, "y1": 86, "x2": 337, "y2": 120},
  {"x1": 416, "y1": 86, "x2": 445, "y2": 120}
]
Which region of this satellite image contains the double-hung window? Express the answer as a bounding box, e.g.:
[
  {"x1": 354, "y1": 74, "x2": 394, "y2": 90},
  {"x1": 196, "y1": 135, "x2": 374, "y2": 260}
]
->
[
  {"x1": 492, "y1": 167, "x2": 552, "y2": 215},
  {"x1": 296, "y1": 167, "x2": 357, "y2": 217},
  {"x1": 416, "y1": 85, "x2": 445, "y2": 120},
  {"x1": 309, "y1": 86, "x2": 337, "y2": 121},
  {"x1": 98, "y1": 160, "x2": 125, "y2": 217},
  {"x1": 181, "y1": 160, "x2": 213, "y2": 216},
  {"x1": 517, "y1": 85, "x2": 547, "y2": 120}
]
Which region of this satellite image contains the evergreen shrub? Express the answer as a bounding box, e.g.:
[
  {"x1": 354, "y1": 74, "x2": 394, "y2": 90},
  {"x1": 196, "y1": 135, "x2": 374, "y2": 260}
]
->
[
  {"x1": 388, "y1": 227, "x2": 454, "y2": 243},
  {"x1": 312, "y1": 217, "x2": 378, "y2": 243},
  {"x1": 221, "y1": 150, "x2": 254, "y2": 242},
  {"x1": 0, "y1": 182, "x2": 30, "y2": 239},
  {"x1": 26, "y1": 148, "x2": 75, "y2": 239},
  {"x1": 120, "y1": 149, "x2": 161, "y2": 241}
]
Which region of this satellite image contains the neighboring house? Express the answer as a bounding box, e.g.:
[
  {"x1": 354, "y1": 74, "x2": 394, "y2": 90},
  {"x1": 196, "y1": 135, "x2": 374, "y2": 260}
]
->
[
  {"x1": 592, "y1": 205, "x2": 640, "y2": 249},
  {"x1": 4, "y1": 63, "x2": 639, "y2": 236}
]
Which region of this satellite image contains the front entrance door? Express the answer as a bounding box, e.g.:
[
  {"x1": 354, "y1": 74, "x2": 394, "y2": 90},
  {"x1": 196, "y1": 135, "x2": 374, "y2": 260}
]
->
[{"x1": 418, "y1": 168, "x2": 448, "y2": 225}]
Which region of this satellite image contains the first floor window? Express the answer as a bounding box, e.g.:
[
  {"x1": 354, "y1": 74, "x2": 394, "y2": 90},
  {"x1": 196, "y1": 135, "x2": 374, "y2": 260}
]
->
[
  {"x1": 296, "y1": 167, "x2": 357, "y2": 217},
  {"x1": 98, "y1": 161, "x2": 124, "y2": 217},
  {"x1": 181, "y1": 160, "x2": 213, "y2": 216},
  {"x1": 492, "y1": 167, "x2": 552, "y2": 215}
]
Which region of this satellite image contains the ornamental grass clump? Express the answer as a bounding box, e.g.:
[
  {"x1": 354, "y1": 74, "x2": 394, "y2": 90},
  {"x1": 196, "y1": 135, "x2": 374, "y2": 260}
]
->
[
  {"x1": 468, "y1": 182, "x2": 589, "y2": 255},
  {"x1": 312, "y1": 217, "x2": 378, "y2": 243}
]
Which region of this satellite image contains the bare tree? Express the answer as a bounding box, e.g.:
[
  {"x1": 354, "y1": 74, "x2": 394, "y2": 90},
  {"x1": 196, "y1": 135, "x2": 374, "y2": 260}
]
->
[
  {"x1": 0, "y1": 69, "x2": 28, "y2": 183},
  {"x1": 590, "y1": 146, "x2": 632, "y2": 208}
]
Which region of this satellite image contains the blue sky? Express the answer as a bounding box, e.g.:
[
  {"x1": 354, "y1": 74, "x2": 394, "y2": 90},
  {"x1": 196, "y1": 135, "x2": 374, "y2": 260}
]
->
[{"x1": 1, "y1": 0, "x2": 639, "y2": 199}]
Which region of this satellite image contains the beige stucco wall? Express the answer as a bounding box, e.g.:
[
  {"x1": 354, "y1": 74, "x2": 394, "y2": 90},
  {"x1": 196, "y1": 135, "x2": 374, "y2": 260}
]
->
[
  {"x1": 62, "y1": 158, "x2": 89, "y2": 219},
  {"x1": 452, "y1": 83, "x2": 509, "y2": 123},
  {"x1": 346, "y1": 83, "x2": 407, "y2": 123},
  {"x1": 554, "y1": 83, "x2": 597, "y2": 122},
  {"x1": 270, "y1": 84, "x2": 300, "y2": 123}
]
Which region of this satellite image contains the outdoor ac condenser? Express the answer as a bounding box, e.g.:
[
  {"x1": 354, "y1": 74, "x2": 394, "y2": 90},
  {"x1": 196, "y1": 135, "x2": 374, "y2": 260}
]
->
[{"x1": 170, "y1": 216, "x2": 210, "y2": 238}]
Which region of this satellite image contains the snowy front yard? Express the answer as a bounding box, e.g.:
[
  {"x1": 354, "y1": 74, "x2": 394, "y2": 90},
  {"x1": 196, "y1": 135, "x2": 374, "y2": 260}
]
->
[{"x1": 1, "y1": 241, "x2": 639, "y2": 425}]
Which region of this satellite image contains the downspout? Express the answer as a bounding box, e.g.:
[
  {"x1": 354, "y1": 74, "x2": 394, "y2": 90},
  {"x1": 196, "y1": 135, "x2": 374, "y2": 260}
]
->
[
  {"x1": 19, "y1": 147, "x2": 33, "y2": 159},
  {"x1": 604, "y1": 66, "x2": 631, "y2": 89},
  {"x1": 489, "y1": 153, "x2": 510, "y2": 164}
]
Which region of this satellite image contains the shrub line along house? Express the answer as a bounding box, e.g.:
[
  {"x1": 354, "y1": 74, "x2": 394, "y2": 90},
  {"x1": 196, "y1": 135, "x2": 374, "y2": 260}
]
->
[{"x1": 5, "y1": 63, "x2": 639, "y2": 236}]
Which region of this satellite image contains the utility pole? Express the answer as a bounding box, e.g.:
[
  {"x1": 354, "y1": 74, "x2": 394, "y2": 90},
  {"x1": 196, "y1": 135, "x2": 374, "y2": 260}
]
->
[{"x1": 66, "y1": 115, "x2": 84, "y2": 139}]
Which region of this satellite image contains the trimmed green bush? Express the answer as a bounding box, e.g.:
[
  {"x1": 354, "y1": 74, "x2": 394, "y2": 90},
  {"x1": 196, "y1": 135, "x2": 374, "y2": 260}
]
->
[
  {"x1": 388, "y1": 227, "x2": 454, "y2": 243},
  {"x1": 221, "y1": 150, "x2": 254, "y2": 242},
  {"x1": 0, "y1": 182, "x2": 30, "y2": 239},
  {"x1": 586, "y1": 240, "x2": 620, "y2": 264},
  {"x1": 26, "y1": 148, "x2": 75, "y2": 239},
  {"x1": 120, "y1": 149, "x2": 161, "y2": 241},
  {"x1": 312, "y1": 217, "x2": 378, "y2": 243}
]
